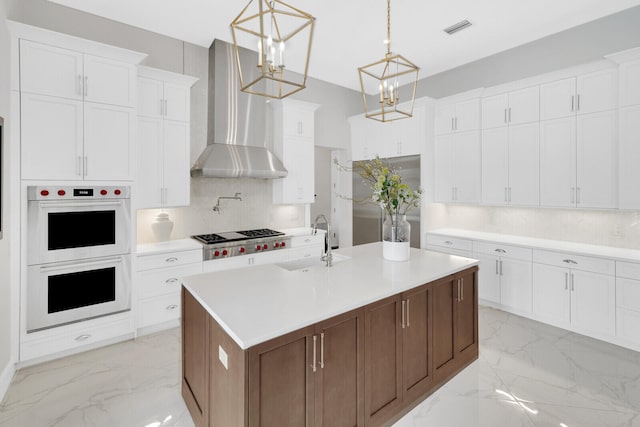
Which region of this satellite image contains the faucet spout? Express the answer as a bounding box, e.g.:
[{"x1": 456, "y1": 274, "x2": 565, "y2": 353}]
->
[
  {"x1": 312, "y1": 214, "x2": 332, "y2": 267},
  {"x1": 212, "y1": 192, "x2": 243, "y2": 214}
]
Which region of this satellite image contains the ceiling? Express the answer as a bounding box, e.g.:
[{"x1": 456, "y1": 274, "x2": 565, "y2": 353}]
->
[{"x1": 48, "y1": 0, "x2": 640, "y2": 91}]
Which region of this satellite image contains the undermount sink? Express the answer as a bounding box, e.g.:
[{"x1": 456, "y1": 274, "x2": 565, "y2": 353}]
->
[{"x1": 276, "y1": 253, "x2": 350, "y2": 271}]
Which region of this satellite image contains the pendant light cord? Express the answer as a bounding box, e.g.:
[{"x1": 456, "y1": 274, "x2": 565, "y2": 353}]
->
[{"x1": 386, "y1": 0, "x2": 392, "y2": 56}]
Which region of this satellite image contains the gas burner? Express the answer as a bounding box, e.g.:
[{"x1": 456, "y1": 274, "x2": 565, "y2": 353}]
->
[
  {"x1": 237, "y1": 228, "x2": 285, "y2": 238},
  {"x1": 192, "y1": 234, "x2": 226, "y2": 245}
]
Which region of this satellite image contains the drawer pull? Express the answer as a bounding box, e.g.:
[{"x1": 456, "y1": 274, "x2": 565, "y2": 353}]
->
[
  {"x1": 75, "y1": 334, "x2": 91, "y2": 342},
  {"x1": 494, "y1": 248, "x2": 506, "y2": 254},
  {"x1": 562, "y1": 259, "x2": 578, "y2": 265},
  {"x1": 166, "y1": 304, "x2": 178, "y2": 311},
  {"x1": 165, "y1": 278, "x2": 179, "y2": 284},
  {"x1": 165, "y1": 257, "x2": 178, "y2": 263},
  {"x1": 304, "y1": 238, "x2": 311, "y2": 243},
  {"x1": 444, "y1": 241, "x2": 453, "y2": 245}
]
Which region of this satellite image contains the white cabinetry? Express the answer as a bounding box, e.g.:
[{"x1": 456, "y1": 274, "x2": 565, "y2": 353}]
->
[
  {"x1": 289, "y1": 233, "x2": 325, "y2": 260},
  {"x1": 619, "y1": 105, "x2": 640, "y2": 209},
  {"x1": 136, "y1": 67, "x2": 198, "y2": 209},
  {"x1": 425, "y1": 234, "x2": 472, "y2": 257},
  {"x1": 434, "y1": 131, "x2": 481, "y2": 203},
  {"x1": 18, "y1": 38, "x2": 143, "y2": 181},
  {"x1": 619, "y1": 59, "x2": 640, "y2": 107},
  {"x1": 532, "y1": 250, "x2": 615, "y2": 337},
  {"x1": 435, "y1": 98, "x2": 480, "y2": 135},
  {"x1": 272, "y1": 100, "x2": 319, "y2": 204},
  {"x1": 482, "y1": 86, "x2": 539, "y2": 129},
  {"x1": 136, "y1": 241, "x2": 203, "y2": 334},
  {"x1": 616, "y1": 261, "x2": 640, "y2": 346}
]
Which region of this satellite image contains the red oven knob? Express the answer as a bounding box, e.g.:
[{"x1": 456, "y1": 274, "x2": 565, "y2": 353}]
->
[
  {"x1": 263, "y1": 244, "x2": 268, "y2": 250},
  {"x1": 222, "y1": 249, "x2": 228, "y2": 256},
  {"x1": 114, "y1": 189, "x2": 122, "y2": 195},
  {"x1": 40, "y1": 190, "x2": 50, "y2": 196},
  {"x1": 240, "y1": 247, "x2": 246, "y2": 253},
  {"x1": 281, "y1": 241, "x2": 286, "y2": 247},
  {"x1": 256, "y1": 245, "x2": 262, "y2": 251},
  {"x1": 275, "y1": 242, "x2": 280, "y2": 248},
  {"x1": 100, "y1": 189, "x2": 108, "y2": 196},
  {"x1": 214, "y1": 250, "x2": 220, "y2": 257},
  {"x1": 57, "y1": 190, "x2": 66, "y2": 196}
]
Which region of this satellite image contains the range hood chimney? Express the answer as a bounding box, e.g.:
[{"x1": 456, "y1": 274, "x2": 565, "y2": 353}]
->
[{"x1": 191, "y1": 39, "x2": 287, "y2": 178}]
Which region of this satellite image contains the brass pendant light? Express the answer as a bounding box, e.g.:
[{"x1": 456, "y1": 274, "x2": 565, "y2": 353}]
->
[
  {"x1": 230, "y1": 0, "x2": 315, "y2": 99},
  {"x1": 358, "y1": 0, "x2": 419, "y2": 122}
]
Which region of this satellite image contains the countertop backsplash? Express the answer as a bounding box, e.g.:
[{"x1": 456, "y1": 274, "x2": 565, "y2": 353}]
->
[{"x1": 136, "y1": 177, "x2": 306, "y2": 244}]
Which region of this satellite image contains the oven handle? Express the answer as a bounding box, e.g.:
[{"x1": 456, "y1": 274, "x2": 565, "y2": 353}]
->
[
  {"x1": 39, "y1": 257, "x2": 124, "y2": 272},
  {"x1": 37, "y1": 201, "x2": 125, "y2": 209}
]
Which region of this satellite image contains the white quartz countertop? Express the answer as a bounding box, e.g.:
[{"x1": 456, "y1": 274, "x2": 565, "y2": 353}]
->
[
  {"x1": 428, "y1": 228, "x2": 640, "y2": 263},
  {"x1": 182, "y1": 242, "x2": 478, "y2": 350},
  {"x1": 137, "y1": 238, "x2": 203, "y2": 256}
]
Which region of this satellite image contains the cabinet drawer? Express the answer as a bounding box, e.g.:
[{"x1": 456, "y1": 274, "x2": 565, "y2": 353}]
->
[
  {"x1": 532, "y1": 250, "x2": 614, "y2": 275},
  {"x1": 616, "y1": 261, "x2": 640, "y2": 281},
  {"x1": 136, "y1": 263, "x2": 203, "y2": 299},
  {"x1": 289, "y1": 245, "x2": 323, "y2": 261},
  {"x1": 617, "y1": 308, "x2": 640, "y2": 344},
  {"x1": 473, "y1": 241, "x2": 532, "y2": 261},
  {"x1": 290, "y1": 234, "x2": 325, "y2": 247},
  {"x1": 426, "y1": 234, "x2": 472, "y2": 252},
  {"x1": 427, "y1": 245, "x2": 472, "y2": 258},
  {"x1": 138, "y1": 293, "x2": 181, "y2": 328},
  {"x1": 137, "y1": 249, "x2": 202, "y2": 271},
  {"x1": 616, "y1": 277, "x2": 640, "y2": 312}
]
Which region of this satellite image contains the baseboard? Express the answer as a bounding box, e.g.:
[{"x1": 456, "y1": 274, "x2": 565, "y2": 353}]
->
[{"x1": 0, "y1": 359, "x2": 16, "y2": 403}]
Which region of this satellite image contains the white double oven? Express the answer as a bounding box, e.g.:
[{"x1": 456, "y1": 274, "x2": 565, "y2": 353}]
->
[{"x1": 26, "y1": 186, "x2": 132, "y2": 333}]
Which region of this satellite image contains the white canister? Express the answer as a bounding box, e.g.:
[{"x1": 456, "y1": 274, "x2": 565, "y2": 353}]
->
[{"x1": 151, "y1": 212, "x2": 174, "y2": 242}]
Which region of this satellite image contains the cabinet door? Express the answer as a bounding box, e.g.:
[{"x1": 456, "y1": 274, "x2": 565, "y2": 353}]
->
[
  {"x1": 402, "y1": 285, "x2": 432, "y2": 403},
  {"x1": 435, "y1": 103, "x2": 455, "y2": 135},
  {"x1": 576, "y1": 69, "x2": 617, "y2": 115},
  {"x1": 364, "y1": 295, "x2": 402, "y2": 425},
  {"x1": 540, "y1": 117, "x2": 577, "y2": 207},
  {"x1": 314, "y1": 310, "x2": 364, "y2": 427},
  {"x1": 163, "y1": 120, "x2": 191, "y2": 207},
  {"x1": 284, "y1": 108, "x2": 315, "y2": 138},
  {"x1": 84, "y1": 103, "x2": 134, "y2": 180},
  {"x1": 540, "y1": 77, "x2": 576, "y2": 120},
  {"x1": 21, "y1": 93, "x2": 83, "y2": 180},
  {"x1": 620, "y1": 59, "x2": 640, "y2": 107},
  {"x1": 163, "y1": 82, "x2": 191, "y2": 122},
  {"x1": 378, "y1": 120, "x2": 398, "y2": 158},
  {"x1": 455, "y1": 269, "x2": 477, "y2": 362},
  {"x1": 350, "y1": 118, "x2": 368, "y2": 161},
  {"x1": 248, "y1": 327, "x2": 314, "y2": 427},
  {"x1": 20, "y1": 40, "x2": 83, "y2": 100},
  {"x1": 274, "y1": 136, "x2": 314, "y2": 204},
  {"x1": 137, "y1": 117, "x2": 163, "y2": 208},
  {"x1": 432, "y1": 277, "x2": 457, "y2": 381},
  {"x1": 83, "y1": 54, "x2": 135, "y2": 107},
  {"x1": 474, "y1": 254, "x2": 501, "y2": 304},
  {"x1": 570, "y1": 270, "x2": 615, "y2": 337},
  {"x1": 481, "y1": 93, "x2": 509, "y2": 129},
  {"x1": 398, "y1": 111, "x2": 422, "y2": 156},
  {"x1": 365, "y1": 121, "x2": 383, "y2": 159},
  {"x1": 181, "y1": 289, "x2": 209, "y2": 426},
  {"x1": 576, "y1": 111, "x2": 616, "y2": 209},
  {"x1": 481, "y1": 127, "x2": 509, "y2": 205},
  {"x1": 455, "y1": 98, "x2": 480, "y2": 132},
  {"x1": 532, "y1": 264, "x2": 570, "y2": 326},
  {"x1": 499, "y1": 258, "x2": 532, "y2": 313},
  {"x1": 508, "y1": 86, "x2": 540, "y2": 125},
  {"x1": 453, "y1": 131, "x2": 481, "y2": 204},
  {"x1": 508, "y1": 122, "x2": 540, "y2": 206},
  {"x1": 137, "y1": 77, "x2": 164, "y2": 119},
  {"x1": 434, "y1": 134, "x2": 455, "y2": 202},
  {"x1": 619, "y1": 105, "x2": 640, "y2": 209}
]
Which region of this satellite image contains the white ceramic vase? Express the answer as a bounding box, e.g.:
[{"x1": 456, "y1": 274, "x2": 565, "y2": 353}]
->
[{"x1": 151, "y1": 212, "x2": 174, "y2": 242}]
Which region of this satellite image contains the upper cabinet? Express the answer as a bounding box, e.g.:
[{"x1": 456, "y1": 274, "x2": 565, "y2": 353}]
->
[
  {"x1": 434, "y1": 131, "x2": 481, "y2": 204},
  {"x1": 272, "y1": 100, "x2": 319, "y2": 204},
  {"x1": 136, "y1": 67, "x2": 198, "y2": 209},
  {"x1": 482, "y1": 86, "x2": 539, "y2": 129},
  {"x1": 435, "y1": 98, "x2": 480, "y2": 135},
  {"x1": 619, "y1": 59, "x2": 640, "y2": 107},
  {"x1": 540, "y1": 69, "x2": 617, "y2": 120},
  {"x1": 17, "y1": 34, "x2": 146, "y2": 181}
]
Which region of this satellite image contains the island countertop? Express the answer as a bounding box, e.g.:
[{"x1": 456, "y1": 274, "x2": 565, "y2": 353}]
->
[{"x1": 181, "y1": 242, "x2": 478, "y2": 349}]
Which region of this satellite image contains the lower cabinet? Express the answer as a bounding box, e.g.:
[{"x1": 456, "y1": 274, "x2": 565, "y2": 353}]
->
[{"x1": 182, "y1": 266, "x2": 479, "y2": 427}]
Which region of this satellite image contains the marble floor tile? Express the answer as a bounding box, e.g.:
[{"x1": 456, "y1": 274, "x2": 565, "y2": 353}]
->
[{"x1": 1, "y1": 306, "x2": 639, "y2": 427}]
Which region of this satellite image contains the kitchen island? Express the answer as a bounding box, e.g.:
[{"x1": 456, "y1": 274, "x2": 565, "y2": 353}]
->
[{"x1": 181, "y1": 242, "x2": 479, "y2": 427}]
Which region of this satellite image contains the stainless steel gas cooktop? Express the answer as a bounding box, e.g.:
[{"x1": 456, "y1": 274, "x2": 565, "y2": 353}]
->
[{"x1": 192, "y1": 228, "x2": 290, "y2": 260}]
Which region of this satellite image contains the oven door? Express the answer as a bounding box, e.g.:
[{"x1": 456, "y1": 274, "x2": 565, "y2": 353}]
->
[
  {"x1": 27, "y1": 255, "x2": 131, "y2": 332},
  {"x1": 27, "y1": 198, "x2": 131, "y2": 265}
]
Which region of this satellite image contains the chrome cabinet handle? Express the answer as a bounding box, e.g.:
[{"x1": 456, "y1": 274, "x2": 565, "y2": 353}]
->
[
  {"x1": 165, "y1": 257, "x2": 178, "y2": 263},
  {"x1": 504, "y1": 109, "x2": 507, "y2": 123},
  {"x1": 166, "y1": 304, "x2": 178, "y2": 311},
  {"x1": 499, "y1": 261, "x2": 503, "y2": 276},
  {"x1": 495, "y1": 259, "x2": 499, "y2": 275},
  {"x1": 564, "y1": 272, "x2": 568, "y2": 290},
  {"x1": 77, "y1": 75, "x2": 82, "y2": 96},
  {"x1": 505, "y1": 187, "x2": 508, "y2": 202},
  {"x1": 165, "y1": 99, "x2": 168, "y2": 116},
  {"x1": 577, "y1": 94, "x2": 580, "y2": 111},
  {"x1": 570, "y1": 273, "x2": 575, "y2": 291},
  {"x1": 562, "y1": 259, "x2": 578, "y2": 265},
  {"x1": 166, "y1": 278, "x2": 179, "y2": 284},
  {"x1": 451, "y1": 117, "x2": 454, "y2": 131},
  {"x1": 508, "y1": 107, "x2": 512, "y2": 123},
  {"x1": 455, "y1": 117, "x2": 458, "y2": 130},
  {"x1": 311, "y1": 335, "x2": 317, "y2": 372},
  {"x1": 494, "y1": 248, "x2": 506, "y2": 253},
  {"x1": 401, "y1": 300, "x2": 406, "y2": 328},
  {"x1": 406, "y1": 299, "x2": 410, "y2": 327},
  {"x1": 75, "y1": 334, "x2": 91, "y2": 342},
  {"x1": 77, "y1": 156, "x2": 82, "y2": 176},
  {"x1": 456, "y1": 279, "x2": 461, "y2": 302},
  {"x1": 320, "y1": 332, "x2": 325, "y2": 369},
  {"x1": 508, "y1": 187, "x2": 512, "y2": 202},
  {"x1": 571, "y1": 187, "x2": 576, "y2": 204},
  {"x1": 571, "y1": 95, "x2": 575, "y2": 112},
  {"x1": 460, "y1": 278, "x2": 464, "y2": 301},
  {"x1": 444, "y1": 241, "x2": 453, "y2": 245},
  {"x1": 159, "y1": 99, "x2": 164, "y2": 115},
  {"x1": 84, "y1": 76, "x2": 88, "y2": 97},
  {"x1": 84, "y1": 156, "x2": 88, "y2": 177},
  {"x1": 577, "y1": 187, "x2": 581, "y2": 204}
]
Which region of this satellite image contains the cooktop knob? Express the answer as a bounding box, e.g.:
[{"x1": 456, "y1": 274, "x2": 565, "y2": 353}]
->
[
  {"x1": 114, "y1": 189, "x2": 122, "y2": 195},
  {"x1": 281, "y1": 241, "x2": 286, "y2": 247},
  {"x1": 214, "y1": 250, "x2": 220, "y2": 257},
  {"x1": 275, "y1": 242, "x2": 280, "y2": 248},
  {"x1": 263, "y1": 244, "x2": 268, "y2": 250},
  {"x1": 240, "y1": 247, "x2": 246, "y2": 253},
  {"x1": 222, "y1": 249, "x2": 228, "y2": 256},
  {"x1": 40, "y1": 190, "x2": 49, "y2": 197},
  {"x1": 256, "y1": 245, "x2": 262, "y2": 251},
  {"x1": 100, "y1": 189, "x2": 108, "y2": 196},
  {"x1": 57, "y1": 189, "x2": 66, "y2": 196}
]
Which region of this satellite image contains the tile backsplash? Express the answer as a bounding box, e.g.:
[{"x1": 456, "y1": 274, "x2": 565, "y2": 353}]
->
[
  {"x1": 425, "y1": 204, "x2": 640, "y2": 249},
  {"x1": 136, "y1": 178, "x2": 306, "y2": 244}
]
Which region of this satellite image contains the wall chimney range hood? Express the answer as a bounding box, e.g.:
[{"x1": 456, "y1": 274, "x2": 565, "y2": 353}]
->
[{"x1": 191, "y1": 40, "x2": 287, "y2": 179}]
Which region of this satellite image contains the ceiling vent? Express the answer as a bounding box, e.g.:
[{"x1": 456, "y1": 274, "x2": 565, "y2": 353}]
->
[{"x1": 444, "y1": 20, "x2": 472, "y2": 35}]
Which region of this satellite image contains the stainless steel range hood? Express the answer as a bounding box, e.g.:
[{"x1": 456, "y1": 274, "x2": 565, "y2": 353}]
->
[{"x1": 191, "y1": 40, "x2": 287, "y2": 178}]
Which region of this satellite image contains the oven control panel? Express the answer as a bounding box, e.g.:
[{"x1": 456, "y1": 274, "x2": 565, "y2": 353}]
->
[{"x1": 28, "y1": 186, "x2": 130, "y2": 200}]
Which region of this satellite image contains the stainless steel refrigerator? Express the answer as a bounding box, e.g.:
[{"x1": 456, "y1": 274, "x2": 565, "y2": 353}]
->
[{"x1": 352, "y1": 155, "x2": 420, "y2": 248}]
